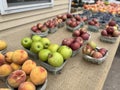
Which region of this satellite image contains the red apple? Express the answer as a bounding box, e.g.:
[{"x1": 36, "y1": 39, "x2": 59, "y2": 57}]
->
[
  {"x1": 31, "y1": 26, "x2": 38, "y2": 32},
  {"x1": 41, "y1": 25, "x2": 47, "y2": 32},
  {"x1": 82, "y1": 16, "x2": 88, "y2": 21},
  {"x1": 80, "y1": 28, "x2": 87, "y2": 34},
  {"x1": 106, "y1": 27, "x2": 114, "y2": 35},
  {"x1": 67, "y1": 13, "x2": 73, "y2": 18},
  {"x1": 37, "y1": 23, "x2": 43, "y2": 29},
  {"x1": 70, "y1": 42, "x2": 81, "y2": 51},
  {"x1": 112, "y1": 30, "x2": 120, "y2": 37},
  {"x1": 98, "y1": 48, "x2": 107, "y2": 56},
  {"x1": 72, "y1": 30, "x2": 80, "y2": 37},
  {"x1": 71, "y1": 17, "x2": 76, "y2": 22},
  {"x1": 108, "y1": 20, "x2": 116, "y2": 26},
  {"x1": 101, "y1": 30, "x2": 108, "y2": 36},
  {"x1": 81, "y1": 33, "x2": 90, "y2": 40},
  {"x1": 88, "y1": 21, "x2": 95, "y2": 25},
  {"x1": 92, "y1": 51, "x2": 103, "y2": 59},
  {"x1": 70, "y1": 22, "x2": 77, "y2": 27},
  {"x1": 74, "y1": 37, "x2": 84, "y2": 45},
  {"x1": 66, "y1": 20, "x2": 72, "y2": 25}
]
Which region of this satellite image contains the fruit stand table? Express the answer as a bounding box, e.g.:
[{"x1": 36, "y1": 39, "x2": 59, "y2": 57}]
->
[{"x1": 0, "y1": 25, "x2": 120, "y2": 90}]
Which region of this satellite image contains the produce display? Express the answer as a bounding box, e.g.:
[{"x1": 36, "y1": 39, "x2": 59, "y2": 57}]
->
[
  {"x1": 83, "y1": 1, "x2": 120, "y2": 15},
  {"x1": 2, "y1": 11, "x2": 120, "y2": 89},
  {"x1": 0, "y1": 50, "x2": 48, "y2": 90},
  {"x1": 82, "y1": 41, "x2": 108, "y2": 64},
  {"x1": 100, "y1": 20, "x2": 120, "y2": 43}
]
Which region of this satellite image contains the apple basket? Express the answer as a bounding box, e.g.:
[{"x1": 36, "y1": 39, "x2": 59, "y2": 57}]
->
[
  {"x1": 72, "y1": 48, "x2": 81, "y2": 57},
  {"x1": 88, "y1": 25, "x2": 100, "y2": 32},
  {"x1": 66, "y1": 24, "x2": 80, "y2": 32},
  {"x1": 48, "y1": 26, "x2": 58, "y2": 33},
  {"x1": 82, "y1": 50, "x2": 108, "y2": 64},
  {"x1": 6, "y1": 79, "x2": 48, "y2": 90},
  {"x1": 38, "y1": 60, "x2": 67, "y2": 75},
  {"x1": 57, "y1": 22, "x2": 65, "y2": 28},
  {"x1": 31, "y1": 29, "x2": 49, "y2": 37},
  {"x1": 100, "y1": 35, "x2": 118, "y2": 43}
]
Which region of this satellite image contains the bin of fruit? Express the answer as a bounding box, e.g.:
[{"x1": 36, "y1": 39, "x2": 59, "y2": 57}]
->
[
  {"x1": 66, "y1": 17, "x2": 83, "y2": 32},
  {"x1": 21, "y1": 35, "x2": 51, "y2": 59},
  {"x1": 100, "y1": 20, "x2": 120, "y2": 43},
  {"x1": 44, "y1": 19, "x2": 58, "y2": 34},
  {"x1": 87, "y1": 18, "x2": 100, "y2": 32},
  {"x1": 61, "y1": 37, "x2": 84, "y2": 57},
  {"x1": 38, "y1": 45, "x2": 72, "y2": 74},
  {"x1": 82, "y1": 41, "x2": 108, "y2": 64},
  {"x1": 0, "y1": 40, "x2": 7, "y2": 54},
  {"x1": 31, "y1": 23, "x2": 49, "y2": 37}
]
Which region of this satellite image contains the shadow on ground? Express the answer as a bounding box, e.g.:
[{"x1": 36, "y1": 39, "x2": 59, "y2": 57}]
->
[{"x1": 103, "y1": 44, "x2": 120, "y2": 90}]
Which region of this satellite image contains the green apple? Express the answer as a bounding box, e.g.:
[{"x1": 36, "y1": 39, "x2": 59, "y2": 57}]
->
[
  {"x1": 31, "y1": 35, "x2": 41, "y2": 42},
  {"x1": 88, "y1": 41, "x2": 97, "y2": 49},
  {"x1": 48, "y1": 44, "x2": 59, "y2": 52},
  {"x1": 40, "y1": 38, "x2": 51, "y2": 48},
  {"x1": 58, "y1": 45, "x2": 72, "y2": 60},
  {"x1": 21, "y1": 37, "x2": 32, "y2": 49},
  {"x1": 38, "y1": 49, "x2": 51, "y2": 62},
  {"x1": 48, "y1": 52, "x2": 64, "y2": 67},
  {"x1": 30, "y1": 41, "x2": 43, "y2": 54}
]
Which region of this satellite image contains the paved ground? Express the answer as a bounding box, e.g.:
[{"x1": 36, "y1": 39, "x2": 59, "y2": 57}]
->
[{"x1": 103, "y1": 44, "x2": 120, "y2": 90}]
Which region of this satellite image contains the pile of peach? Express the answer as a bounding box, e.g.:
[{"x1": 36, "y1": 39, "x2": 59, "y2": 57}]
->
[
  {"x1": 83, "y1": 1, "x2": 120, "y2": 15},
  {"x1": 0, "y1": 49, "x2": 47, "y2": 90}
]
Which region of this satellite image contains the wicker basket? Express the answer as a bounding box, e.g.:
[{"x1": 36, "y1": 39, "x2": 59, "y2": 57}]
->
[
  {"x1": 6, "y1": 79, "x2": 48, "y2": 90},
  {"x1": 58, "y1": 22, "x2": 65, "y2": 28},
  {"x1": 82, "y1": 51, "x2": 108, "y2": 64},
  {"x1": 100, "y1": 35, "x2": 118, "y2": 43},
  {"x1": 88, "y1": 25, "x2": 99, "y2": 32},
  {"x1": 48, "y1": 26, "x2": 58, "y2": 33},
  {"x1": 31, "y1": 29, "x2": 49, "y2": 37},
  {"x1": 38, "y1": 60, "x2": 67, "y2": 75}
]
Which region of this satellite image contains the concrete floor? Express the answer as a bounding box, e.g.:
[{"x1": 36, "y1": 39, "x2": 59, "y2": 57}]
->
[{"x1": 103, "y1": 44, "x2": 120, "y2": 90}]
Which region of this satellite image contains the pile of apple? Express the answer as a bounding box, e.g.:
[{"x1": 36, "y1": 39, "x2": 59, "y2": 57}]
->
[
  {"x1": 101, "y1": 20, "x2": 120, "y2": 37},
  {"x1": 72, "y1": 28, "x2": 90, "y2": 41},
  {"x1": 88, "y1": 18, "x2": 100, "y2": 27},
  {"x1": 0, "y1": 50, "x2": 47, "y2": 90},
  {"x1": 82, "y1": 41, "x2": 108, "y2": 59},
  {"x1": 31, "y1": 23, "x2": 48, "y2": 34},
  {"x1": 21, "y1": 35, "x2": 72, "y2": 67}
]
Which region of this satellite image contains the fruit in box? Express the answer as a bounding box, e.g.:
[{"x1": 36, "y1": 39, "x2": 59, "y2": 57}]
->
[
  {"x1": 40, "y1": 38, "x2": 51, "y2": 49},
  {"x1": 5, "y1": 51, "x2": 14, "y2": 63},
  {"x1": 108, "y1": 20, "x2": 116, "y2": 26},
  {"x1": 87, "y1": 41, "x2": 97, "y2": 49},
  {"x1": 30, "y1": 66, "x2": 47, "y2": 85},
  {"x1": 7, "y1": 70, "x2": 26, "y2": 88},
  {"x1": 0, "y1": 53, "x2": 5, "y2": 66},
  {"x1": 18, "y1": 81, "x2": 36, "y2": 90},
  {"x1": 58, "y1": 45, "x2": 72, "y2": 60},
  {"x1": 48, "y1": 44, "x2": 59, "y2": 52},
  {"x1": 30, "y1": 41, "x2": 43, "y2": 54},
  {"x1": 62, "y1": 37, "x2": 83, "y2": 51},
  {"x1": 45, "y1": 19, "x2": 57, "y2": 28},
  {"x1": 0, "y1": 40, "x2": 7, "y2": 50},
  {"x1": 10, "y1": 63, "x2": 21, "y2": 71},
  {"x1": 21, "y1": 37, "x2": 32, "y2": 49},
  {"x1": 31, "y1": 35, "x2": 41, "y2": 42},
  {"x1": 12, "y1": 50, "x2": 28, "y2": 65},
  {"x1": 48, "y1": 52, "x2": 64, "y2": 67},
  {"x1": 22, "y1": 60, "x2": 37, "y2": 75},
  {"x1": 0, "y1": 64, "x2": 13, "y2": 77},
  {"x1": 38, "y1": 49, "x2": 52, "y2": 62},
  {"x1": 101, "y1": 26, "x2": 120, "y2": 37},
  {"x1": 82, "y1": 41, "x2": 108, "y2": 59},
  {"x1": 88, "y1": 18, "x2": 100, "y2": 27},
  {"x1": 72, "y1": 28, "x2": 90, "y2": 41}
]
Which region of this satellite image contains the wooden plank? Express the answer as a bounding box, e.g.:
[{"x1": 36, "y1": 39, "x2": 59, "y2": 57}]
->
[{"x1": 0, "y1": 0, "x2": 68, "y2": 22}]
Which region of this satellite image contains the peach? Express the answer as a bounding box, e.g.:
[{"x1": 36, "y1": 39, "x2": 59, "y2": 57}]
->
[
  {"x1": 0, "y1": 64, "x2": 13, "y2": 77},
  {"x1": 0, "y1": 40, "x2": 7, "y2": 50},
  {"x1": 5, "y1": 51, "x2": 14, "y2": 63},
  {"x1": 7, "y1": 70, "x2": 26, "y2": 88},
  {"x1": 0, "y1": 53, "x2": 5, "y2": 66},
  {"x1": 22, "y1": 60, "x2": 36, "y2": 75},
  {"x1": 18, "y1": 81, "x2": 36, "y2": 90},
  {"x1": 12, "y1": 50, "x2": 28, "y2": 65},
  {"x1": 10, "y1": 63, "x2": 21, "y2": 71},
  {"x1": 30, "y1": 66, "x2": 47, "y2": 85}
]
